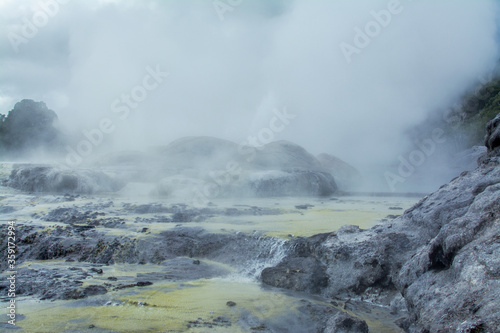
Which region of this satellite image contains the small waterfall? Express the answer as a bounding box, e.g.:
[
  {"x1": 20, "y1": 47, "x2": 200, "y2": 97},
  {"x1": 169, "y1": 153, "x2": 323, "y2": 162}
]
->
[{"x1": 232, "y1": 236, "x2": 290, "y2": 280}]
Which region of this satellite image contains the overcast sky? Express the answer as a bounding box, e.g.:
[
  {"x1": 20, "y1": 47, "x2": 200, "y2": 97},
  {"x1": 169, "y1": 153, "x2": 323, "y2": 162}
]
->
[{"x1": 1, "y1": 0, "x2": 499, "y2": 179}]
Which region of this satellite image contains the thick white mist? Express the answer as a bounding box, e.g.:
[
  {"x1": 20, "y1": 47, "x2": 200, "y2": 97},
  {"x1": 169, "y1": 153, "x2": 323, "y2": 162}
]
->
[{"x1": 0, "y1": 0, "x2": 499, "y2": 191}]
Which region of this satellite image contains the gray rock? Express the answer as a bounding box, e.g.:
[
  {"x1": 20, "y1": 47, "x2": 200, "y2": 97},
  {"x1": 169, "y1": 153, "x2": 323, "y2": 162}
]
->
[
  {"x1": 0, "y1": 265, "x2": 101, "y2": 301},
  {"x1": 261, "y1": 257, "x2": 328, "y2": 293},
  {"x1": 394, "y1": 180, "x2": 500, "y2": 332},
  {"x1": 260, "y1": 233, "x2": 330, "y2": 293},
  {"x1": 324, "y1": 312, "x2": 369, "y2": 333},
  {"x1": 4, "y1": 164, "x2": 124, "y2": 194},
  {"x1": 160, "y1": 227, "x2": 234, "y2": 258},
  {"x1": 42, "y1": 207, "x2": 105, "y2": 223}
]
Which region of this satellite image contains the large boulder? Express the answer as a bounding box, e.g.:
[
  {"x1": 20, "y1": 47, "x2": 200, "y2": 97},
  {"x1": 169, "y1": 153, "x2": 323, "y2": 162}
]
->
[{"x1": 261, "y1": 233, "x2": 330, "y2": 294}]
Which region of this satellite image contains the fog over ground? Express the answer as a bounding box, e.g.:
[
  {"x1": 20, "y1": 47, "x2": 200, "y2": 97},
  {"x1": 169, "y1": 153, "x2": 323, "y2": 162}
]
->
[{"x1": 1, "y1": 0, "x2": 499, "y2": 192}]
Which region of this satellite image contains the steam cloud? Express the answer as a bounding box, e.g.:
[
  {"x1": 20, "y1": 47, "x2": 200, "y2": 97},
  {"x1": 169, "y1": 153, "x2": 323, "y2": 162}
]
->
[{"x1": 1, "y1": 0, "x2": 499, "y2": 191}]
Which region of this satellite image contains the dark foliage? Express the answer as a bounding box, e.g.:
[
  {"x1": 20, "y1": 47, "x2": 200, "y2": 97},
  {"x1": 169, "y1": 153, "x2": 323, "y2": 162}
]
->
[{"x1": 0, "y1": 99, "x2": 64, "y2": 157}]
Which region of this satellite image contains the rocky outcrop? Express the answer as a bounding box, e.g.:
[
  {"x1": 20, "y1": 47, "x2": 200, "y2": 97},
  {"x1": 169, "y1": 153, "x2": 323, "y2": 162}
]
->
[
  {"x1": 262, "y1": 113, "x2": 500, "y2": 332},
  {"x1": 4, "y1": 164, "x2": 124, "y2": 194},
  {"x1": 394, "y1": 156, "x2": 500, "y2": 332}
]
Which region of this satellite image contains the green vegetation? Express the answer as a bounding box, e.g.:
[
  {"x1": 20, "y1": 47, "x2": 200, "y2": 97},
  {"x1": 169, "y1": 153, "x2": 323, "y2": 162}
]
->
[
  {"x1": 457, "y1": 78, "x2": 500, "y2": 146},
  {"x1": 0, "y1": 99, "x2": 64, "y2": 157}
]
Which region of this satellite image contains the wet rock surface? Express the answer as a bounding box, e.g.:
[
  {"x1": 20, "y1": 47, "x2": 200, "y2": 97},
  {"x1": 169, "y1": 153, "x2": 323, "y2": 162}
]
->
[
  {"x1": 261, "y1": 233, "x2": 330, "y2": 294},
  {"x1": 324, "y1": 312, "x2": 369, "y2": 333},
  {"x1": 261, "y1": 256, "x2": 328, "y2": 293}
]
